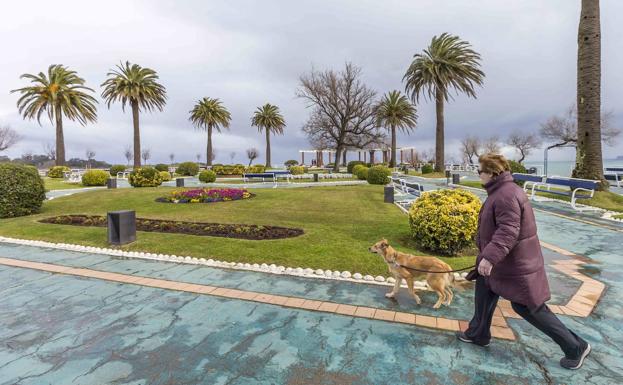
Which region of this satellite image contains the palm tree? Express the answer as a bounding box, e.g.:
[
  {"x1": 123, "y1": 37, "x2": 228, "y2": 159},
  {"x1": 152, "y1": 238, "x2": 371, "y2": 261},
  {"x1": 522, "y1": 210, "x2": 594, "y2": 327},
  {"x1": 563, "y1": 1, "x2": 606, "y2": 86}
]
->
[
  {"x1": 189, "y1": 97, "x2": 231, "y2": 167},
  {"x1": 403, "y1": 33, "x2": 484, "y2": 172},
  {"x1": 375, "y1": 90, "x2": 418, "y2": 168},
  {"x1": 11, "y1": 64, "x2": 97, "y2": 166},
  {"x1": 101, "y1": 61, "x2": 166, "y2": 168},
  {"x1": 251, "y1": 103, "x2": 285, "y2": 168},
  {"x1": 573, "y1": 0, "x2": 604, "y2": 187}
]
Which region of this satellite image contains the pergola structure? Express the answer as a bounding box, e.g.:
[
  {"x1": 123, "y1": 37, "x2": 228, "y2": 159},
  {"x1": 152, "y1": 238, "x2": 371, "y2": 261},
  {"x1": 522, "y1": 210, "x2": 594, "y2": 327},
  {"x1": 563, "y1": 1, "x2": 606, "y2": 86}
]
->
[{"x1": 299, "y1": 146, "x2": 417, "y2": 166}]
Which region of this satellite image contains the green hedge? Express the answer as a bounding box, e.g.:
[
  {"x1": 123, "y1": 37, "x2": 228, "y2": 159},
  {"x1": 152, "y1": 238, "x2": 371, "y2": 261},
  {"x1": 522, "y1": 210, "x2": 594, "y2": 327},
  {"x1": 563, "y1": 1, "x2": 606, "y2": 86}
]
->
[
  {"x1": 81, "y1": 170, "x2": 109, "y2": 186},
  {"x1": 109, "y1": 165, "x2": 126, "y2": 177},
  {"x1": 212, "y1": 164, "x2": 245, "y2": 175},
  {"x1": 159, "y1": 171, "x2": 172, "y2": 181},
  {"x1": 347, "y1": 161, "x2": 365, "y2": 173},
  {"x1": 409, "y1": 189, "x2": 481, "y2": 255},
  {"x1": 155, "y1": 163, "x2": 169, "y2": 172},
  {"x1": 289, "y1": 166, "x2": 305, "y2": 175},
  {"x1": 176, "y1": 162, "x2": 199, "y2": 176},
  {"x1": 366, "y1": 165, "x2": 391, "y2": 185},
  {"x1": 48, "y1": 166, "x2": 70, "y2": 178},
  {"x1": 284, "y1": 160, "x2": 299, "y2": 167},
  {"x1": 129, "y1": 167, "x2": 163, "y2": 187},
  {"x1": 247, "y1": 164, "x2": 266, "y2": 173},
  {"x1": 0, "y1": 163, "x2": 46, "y2": 218},
  {"x1": 421, "y1": 164, "x2": 434, "y2": 174},
  {"x1": 199, "y1": 170, "x2": 217, "y2": 183},
  {"x1": 353, "y1": 165, "x2": 369, "y2": 180}
]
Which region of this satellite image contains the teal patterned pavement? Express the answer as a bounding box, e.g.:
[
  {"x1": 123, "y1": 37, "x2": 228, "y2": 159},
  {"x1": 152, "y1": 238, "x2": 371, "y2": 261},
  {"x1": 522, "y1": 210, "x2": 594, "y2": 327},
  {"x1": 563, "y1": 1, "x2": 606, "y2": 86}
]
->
[{"x1": 2, "y1": 184, "x2": 623, "y2": 384}]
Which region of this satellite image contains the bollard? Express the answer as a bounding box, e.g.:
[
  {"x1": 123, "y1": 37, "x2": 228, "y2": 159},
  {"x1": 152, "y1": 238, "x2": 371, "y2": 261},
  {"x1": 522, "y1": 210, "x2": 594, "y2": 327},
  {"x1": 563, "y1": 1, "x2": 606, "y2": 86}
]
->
[
  {"x1": 445, "y1": 170, "x2": 451, "y2": 178},
  {"x1": 313, "y1": 173, "x2": 319, "y2": 182},
  {"x1": 384, "y1": 186, "x2": 394, "y2": 203},
  {"x1": 107, "y1": 178, "x2": 117, "y2": 189},
  {"x1": 107, "y1": 210, "x2": 136, "y2": 245},
  {"x1": 452, "y1": 173, "x2": 460, "y2": 185},
  {"x1": 176, "y1": 178, "x2": 185, "y2": 187}
]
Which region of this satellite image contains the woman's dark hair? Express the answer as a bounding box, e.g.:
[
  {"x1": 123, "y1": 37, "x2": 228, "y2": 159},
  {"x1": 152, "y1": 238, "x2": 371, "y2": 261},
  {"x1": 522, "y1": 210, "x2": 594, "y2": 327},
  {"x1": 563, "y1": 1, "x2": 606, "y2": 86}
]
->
[{"x1": 479, "y1": 153, "x2": 510, "y2": 176}]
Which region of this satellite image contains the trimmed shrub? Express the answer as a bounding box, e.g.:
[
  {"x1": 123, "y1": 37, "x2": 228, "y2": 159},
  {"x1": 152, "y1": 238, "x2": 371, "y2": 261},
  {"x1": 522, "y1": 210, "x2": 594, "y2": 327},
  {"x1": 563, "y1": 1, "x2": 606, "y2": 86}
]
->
[
  {"x1": 199, "y1": 170, "x2": 217, "y2": 183},
  {"x1": 128, "y1": 167, "x2": 163, "y2": 187},
  {"x1": 48, "y1": 166, "x2": 70, "y2": 178},
  {"x1": 367, "y1": 165, "x2": 391, "y2": 185},
  {"x1": 81, "y1": 170, "x2": 109, "y2": 186},
  {"x1": 247, "y1": 164, "x2": 266, "y2": 173},
  {"x1": 159, "y1": 171, "x2": 172, "y2": 181},
  {"x1": 421, "y1": 164, "x2": 434, "y2": 174},
  {"x1": 212, "y1": 164, "x2": 245, "y2": 175},
  {"x1": 508, "y1": 160, "x2": 527, "y2": 186},
  {"x1": 0, "y1": 163, "x2": 46, "y2": 218},
  {"x1": 353, "y1": 165, "x2": 369, "y2": 180},
  {"x1": 154, "y1": 163, "x2": 169, "y2": 172},
  {"x1": 409, "y1": 189, "x2": 481, "y2": 255},
  {"x1": 347, "y1": 160, "x2": 365, "y2": 173},
  {"x1": 109, "y1": 165, "x2": 126, "y2": 177},
  {"x1": 176, "y1": 162, "x2": 199, "y2": 176},
  {"x1": 289, "y1": 165, "x2": 305, "y2": 175},
  {"x1": 284, "y1": 159, "x2": 299, "y2": 167}
]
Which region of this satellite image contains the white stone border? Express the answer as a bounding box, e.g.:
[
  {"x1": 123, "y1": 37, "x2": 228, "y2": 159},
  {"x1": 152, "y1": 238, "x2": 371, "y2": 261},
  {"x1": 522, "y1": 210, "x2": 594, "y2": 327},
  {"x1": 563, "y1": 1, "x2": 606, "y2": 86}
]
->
[
  {"x1": 0, "y1": 236, "x2": 467, "y2": 290},
  {"x1": 602, "y1": 211, "x2": 623, "y2": 223}
]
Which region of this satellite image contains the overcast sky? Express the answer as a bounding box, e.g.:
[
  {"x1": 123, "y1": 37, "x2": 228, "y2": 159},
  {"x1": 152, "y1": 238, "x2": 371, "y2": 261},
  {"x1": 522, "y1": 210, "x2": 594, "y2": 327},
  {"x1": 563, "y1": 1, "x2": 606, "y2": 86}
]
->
[{"x1": 1, "y1": 0, "x2": 621, "y2": 165}]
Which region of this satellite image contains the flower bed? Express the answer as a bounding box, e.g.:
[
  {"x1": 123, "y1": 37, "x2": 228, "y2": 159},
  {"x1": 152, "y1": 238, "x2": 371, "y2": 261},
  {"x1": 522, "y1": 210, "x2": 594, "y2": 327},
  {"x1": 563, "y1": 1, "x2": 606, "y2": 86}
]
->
[
  {"x1": 39, "y1": 215, "x2": 303, "y2": 240},
  {"x1": 155, "y1": 188, "x2": 254, "y2": 203}
]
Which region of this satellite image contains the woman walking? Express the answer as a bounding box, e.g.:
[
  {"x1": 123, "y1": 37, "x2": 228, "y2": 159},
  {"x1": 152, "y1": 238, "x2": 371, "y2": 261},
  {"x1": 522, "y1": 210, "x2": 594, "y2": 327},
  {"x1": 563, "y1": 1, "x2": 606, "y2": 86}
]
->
[{"x1": 456, "y1": 153, "x2": 591, "y2": 370}]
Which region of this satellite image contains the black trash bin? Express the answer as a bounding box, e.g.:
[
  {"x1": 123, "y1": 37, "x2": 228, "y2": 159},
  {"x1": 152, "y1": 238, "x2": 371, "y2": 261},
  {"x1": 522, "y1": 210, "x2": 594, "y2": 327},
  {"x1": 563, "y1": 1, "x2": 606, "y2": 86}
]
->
[
  {"x1": 107, "y1": 210, "x2": 136, "y2": 245},
  {"x1": 107, "y1": 178, "x2": 117, "y2": 189},
  {"x1": 176, "y1": 178, "x2": 185, "y2": 187},
  {"x1": 313, "y1": 173, "x2": 319, "y2": 182},
  {"x1": 384, "y1": 186, "x2": 394, "y2": 203},
  {"x1": 527, "y1": 167, "x2": 537, "y2": 174},
  {"x1": 452, "y1": 173, "x2": 460, "y2": 184}
]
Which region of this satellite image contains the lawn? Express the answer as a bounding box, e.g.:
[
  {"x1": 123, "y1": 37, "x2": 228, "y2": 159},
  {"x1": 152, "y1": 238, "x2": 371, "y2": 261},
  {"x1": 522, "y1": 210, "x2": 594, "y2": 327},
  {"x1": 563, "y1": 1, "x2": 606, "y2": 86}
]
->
[
  {"x1": 407, "y1": 171, "x2": 448, "y2": 179},
  {"x1": 458, "y1": 181, "x2": 623, "y2": 212},
  {"x1": 0, "y1": 185, "x2": 475, "y2": 276},
  {"x1": 44, "y1": 177, "x2": 84, "y2": 191}
]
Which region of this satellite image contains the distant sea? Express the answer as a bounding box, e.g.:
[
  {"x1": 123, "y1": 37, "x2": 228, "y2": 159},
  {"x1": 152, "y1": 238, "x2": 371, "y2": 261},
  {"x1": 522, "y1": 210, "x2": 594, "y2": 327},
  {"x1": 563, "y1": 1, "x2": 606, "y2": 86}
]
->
[{"x1": 524, "y1": 159, "x2": 623, "y2": 177}]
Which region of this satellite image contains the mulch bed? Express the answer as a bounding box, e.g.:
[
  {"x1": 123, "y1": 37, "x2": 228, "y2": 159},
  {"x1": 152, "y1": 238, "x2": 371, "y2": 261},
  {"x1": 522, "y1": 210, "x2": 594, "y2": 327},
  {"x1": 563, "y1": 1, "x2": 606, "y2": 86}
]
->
[{"x1": 39, "y1": 215, "x2": 304, "y2": 240}]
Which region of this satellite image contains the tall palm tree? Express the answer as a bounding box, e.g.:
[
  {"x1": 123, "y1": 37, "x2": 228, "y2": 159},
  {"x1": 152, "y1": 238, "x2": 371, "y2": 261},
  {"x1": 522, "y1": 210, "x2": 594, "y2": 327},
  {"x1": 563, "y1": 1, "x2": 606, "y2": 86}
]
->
[
  {"x1": 404, "y1": 33, "x2": 484, "y2": 172},
  {"x1": 189, "y1": 98, "x2": 231, "y2": 167},
  {"x1": 251, "y1": 103, "x2": 285, "y2": 168},
  {"x1": 11, "y1": 64, "x2": 97, "y2": 166},
  {"x1": 574, "y1": 0, "x2": 604, "y2": 187},
  {"x1": 375, "y1": 90, "x2": 418, "y2": 168},
  {"x1": 101, "y1": 61, "x2": 166, "y2": 168}
]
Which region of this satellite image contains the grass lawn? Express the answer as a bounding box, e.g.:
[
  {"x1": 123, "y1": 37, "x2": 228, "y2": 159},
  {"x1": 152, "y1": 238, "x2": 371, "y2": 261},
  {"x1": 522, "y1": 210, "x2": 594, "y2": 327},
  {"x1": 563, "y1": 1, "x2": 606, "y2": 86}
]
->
[
  {"x1": 43, "y1": 177, "x2": 84, "y2": 191},
  {"x1": 614, "y1": 214, "x2": 623, "y2": 220},
  {"x1": 0, "y1": 185, "x2": 475, "y2": 276},
  {"x1": 458, "y1": 181, "x2": 623, "y2": 212},
  {"x1": 407, "y1": 171, "x2": 448, "y2": 179}
]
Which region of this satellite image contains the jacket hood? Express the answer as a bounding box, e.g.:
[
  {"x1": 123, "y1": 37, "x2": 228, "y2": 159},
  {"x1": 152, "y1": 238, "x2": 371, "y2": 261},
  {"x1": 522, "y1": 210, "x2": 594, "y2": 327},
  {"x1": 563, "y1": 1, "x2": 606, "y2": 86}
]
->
[{"x1": 483, "y1": 171, "x2": 514, "y2": 195}]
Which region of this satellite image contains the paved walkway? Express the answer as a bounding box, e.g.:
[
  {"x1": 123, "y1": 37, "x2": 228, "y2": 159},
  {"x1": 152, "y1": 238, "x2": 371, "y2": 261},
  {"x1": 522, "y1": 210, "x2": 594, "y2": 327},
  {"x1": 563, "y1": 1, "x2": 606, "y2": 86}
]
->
[{"x1": 2, "y1": 182, "x2": 623, "y2": 384}]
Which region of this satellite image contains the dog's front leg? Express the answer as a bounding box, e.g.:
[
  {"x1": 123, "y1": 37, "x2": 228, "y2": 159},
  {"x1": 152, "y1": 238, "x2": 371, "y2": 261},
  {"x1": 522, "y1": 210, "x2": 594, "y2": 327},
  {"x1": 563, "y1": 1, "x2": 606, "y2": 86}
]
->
[
  {"x1": 406, "y1": 278, "x2": 422, "y2": 305},
  {"x1": 385, "y1": 277, "x2": 401, "y2": 298}
]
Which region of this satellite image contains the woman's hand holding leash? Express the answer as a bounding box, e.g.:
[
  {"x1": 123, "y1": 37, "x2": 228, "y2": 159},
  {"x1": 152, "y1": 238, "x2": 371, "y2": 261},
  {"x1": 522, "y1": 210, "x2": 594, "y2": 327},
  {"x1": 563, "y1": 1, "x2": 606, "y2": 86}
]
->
[{"x1": 478, "y1": 259, "x2": 493, "y2": 276}]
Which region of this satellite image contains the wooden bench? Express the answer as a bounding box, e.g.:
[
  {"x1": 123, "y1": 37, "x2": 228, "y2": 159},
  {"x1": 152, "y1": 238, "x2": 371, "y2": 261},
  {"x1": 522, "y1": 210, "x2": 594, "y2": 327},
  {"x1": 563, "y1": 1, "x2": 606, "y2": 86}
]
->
[
  {"x1": 512, "y1": 173, "x2": 544, "y2": 192},
  {"x1": 530, "y1": 176, "x2": 599, "y2": 211}
]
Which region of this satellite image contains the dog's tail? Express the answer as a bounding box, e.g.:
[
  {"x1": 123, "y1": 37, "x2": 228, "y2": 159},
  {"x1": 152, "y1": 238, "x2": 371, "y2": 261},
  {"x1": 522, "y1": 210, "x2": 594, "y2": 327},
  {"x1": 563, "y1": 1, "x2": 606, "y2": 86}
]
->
[{"x1": 448, "y1": 272, "x2": 473, "y2": 292}]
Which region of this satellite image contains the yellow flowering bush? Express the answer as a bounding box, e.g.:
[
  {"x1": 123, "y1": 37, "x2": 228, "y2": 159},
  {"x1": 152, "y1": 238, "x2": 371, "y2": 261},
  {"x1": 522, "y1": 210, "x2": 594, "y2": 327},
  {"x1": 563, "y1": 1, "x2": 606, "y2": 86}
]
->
[
  {"x1": 408, "y1": 189, "x2": 481, "y2": 255},
  {"x1": 289, "y1": 165, "x2": 305, "y2": 175},
  {"x1": 159, "y1": 171, "x2": 172, "y2": 181},
  {"x1": 48, "y1": 166, "x2": 70, "y2": 178},
  {"x1": 128, "y1": 167, "x2": 163, "y2": 187}
]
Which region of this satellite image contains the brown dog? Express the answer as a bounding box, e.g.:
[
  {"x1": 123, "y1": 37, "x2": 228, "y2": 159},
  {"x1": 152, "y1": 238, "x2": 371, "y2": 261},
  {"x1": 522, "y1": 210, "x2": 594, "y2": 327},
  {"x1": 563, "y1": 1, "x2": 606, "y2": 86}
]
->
[{"x1": 369, "y1": 239, "x2": 455, "y2": 309}]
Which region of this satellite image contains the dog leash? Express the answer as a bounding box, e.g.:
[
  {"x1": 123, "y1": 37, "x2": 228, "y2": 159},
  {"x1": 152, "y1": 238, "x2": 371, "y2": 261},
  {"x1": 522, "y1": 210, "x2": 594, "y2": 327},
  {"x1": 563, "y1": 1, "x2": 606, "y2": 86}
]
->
[{"x1": 392, "y1": 262, "x2": 476, "y2": 274}]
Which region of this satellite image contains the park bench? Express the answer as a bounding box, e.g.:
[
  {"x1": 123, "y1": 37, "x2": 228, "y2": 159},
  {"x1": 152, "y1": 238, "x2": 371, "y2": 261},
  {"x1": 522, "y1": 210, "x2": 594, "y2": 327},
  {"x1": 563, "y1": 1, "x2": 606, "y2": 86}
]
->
[
  {"x1": 243, "y1": 172, "x2": 292, "y2": 183},
  {"x1": 530, "y1": 176, "x2": 599, "y2": 211},
  {"x1": 604, "y1": 167, "x2": 623, "y2": 187},
  {"x1": 512, "y1": 173, "x2": 545, "y2": 192},
  {"x1": 391, "y1": 178, "x2": 424, "y2": 197}
]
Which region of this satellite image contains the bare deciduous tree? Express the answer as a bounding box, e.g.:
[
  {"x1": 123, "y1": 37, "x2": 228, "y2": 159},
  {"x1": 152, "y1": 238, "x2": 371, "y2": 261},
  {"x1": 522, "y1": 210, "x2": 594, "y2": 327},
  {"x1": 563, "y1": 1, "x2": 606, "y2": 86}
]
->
[
  {"x1": 297, "y1": 63, "x2": 379, "y2": 171},
  {"x1": 43, "y1": 142, "x2": 56, "y2": 160},
  {"x1": 460, "y1": 135, "x2": 481, "y2": 164},
  {"x1": 169, "y1": 153, "x2": 175, "y2": 164},
  {"x1": 483, "y1": 136, "x2": 501, "y2": 154},
  {"x1": 141, "y1": 148, "x2": 151, "y2": 165},
  {"x1": 124, "y1": 145, "x2": 133, "y2": 166},
  {"x1": 540, "y1": 104, "x2": 620, "y2": 148},
  {"x1": 246, "y1": 148, "x2": 259, "y2": 168},
  {"x1": 85, "y1": 149, "x2": 96, "y2": 169},
  {"x1": 0, "y1": 125, "x2": 20, "y2": 152},
  {"x1": 229, "y1": 151, "x2": 236, "y2": 163},
  {"x1": 507, "y1": 131, "x2": 540, "y2": 163}
]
